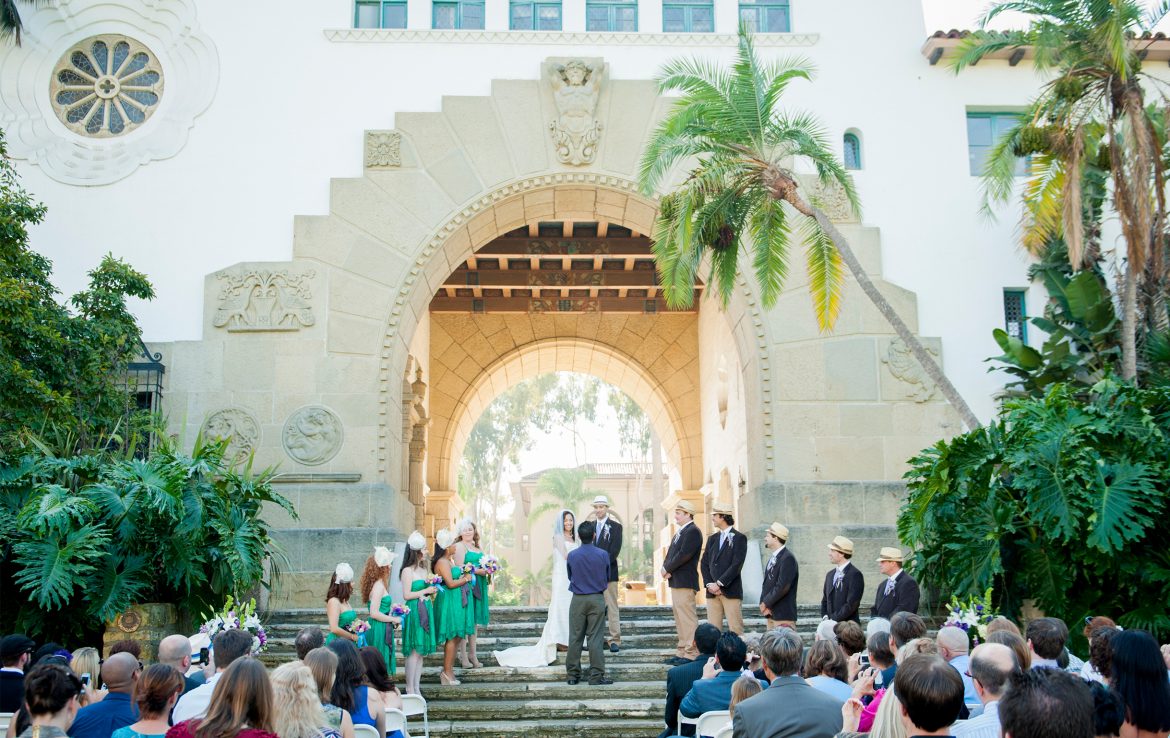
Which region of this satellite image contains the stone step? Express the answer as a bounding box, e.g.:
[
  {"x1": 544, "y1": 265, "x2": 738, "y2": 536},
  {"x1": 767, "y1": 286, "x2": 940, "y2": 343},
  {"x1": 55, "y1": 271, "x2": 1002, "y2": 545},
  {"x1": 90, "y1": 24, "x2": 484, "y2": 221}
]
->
[
  {"x1": 262, "y1": 603, "x2": 826, "y2": 624},
  {"x1": 416, "y1": 717, "x2": 665, "y2": 737},
  {"x1": 416, "y1": 680, "x2": 664, "y2": 702},
  {"x1": 415, "y1": 696, "x2": 663, "y2": 721}
]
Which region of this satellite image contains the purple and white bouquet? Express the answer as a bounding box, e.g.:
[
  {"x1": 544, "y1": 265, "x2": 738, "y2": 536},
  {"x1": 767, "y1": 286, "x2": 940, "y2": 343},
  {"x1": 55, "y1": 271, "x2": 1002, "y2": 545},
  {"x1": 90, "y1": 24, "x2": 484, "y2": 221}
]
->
[
  {"x1": 200, "y1": 595, "x2": 268, "y2": 655},
  {"x1": 942, "y1": 588, "x2": 997, "y2": 648},
  {"x1": 480, "y1": 555, "x2": 501, "y2": 575},
  {"x1": 345, "y1": 618, "x2": 371, "y2": 646},
  {"x1": 426, "y1": 575, "x2": 445, "y2": 594},
  {"x1": 390, "y1": 603, "x2": 409, "y2": 618}
]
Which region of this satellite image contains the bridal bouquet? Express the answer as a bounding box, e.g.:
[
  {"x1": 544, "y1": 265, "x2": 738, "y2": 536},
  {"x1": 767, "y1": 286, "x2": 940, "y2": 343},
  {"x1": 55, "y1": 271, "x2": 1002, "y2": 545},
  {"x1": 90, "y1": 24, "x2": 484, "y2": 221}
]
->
[
  {"x1": 481, "y1": 555, "x2": 501, "y2": 575},
  {"x1": 943, "y1": 588, "x2": 997, "y2": 648},
  {"x1": 199, "y1": 595, "x2": 268, "y2": 655}
]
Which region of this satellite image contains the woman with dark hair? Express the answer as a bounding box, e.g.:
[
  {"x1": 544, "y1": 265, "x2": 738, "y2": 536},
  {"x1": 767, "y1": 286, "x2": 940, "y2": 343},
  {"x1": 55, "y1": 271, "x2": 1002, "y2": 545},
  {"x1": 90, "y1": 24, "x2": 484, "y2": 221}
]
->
[
  {"x1": 15, "y1": 663, "x2": 83, "y2": 738},
  {"x1": 399, "y1": 531, "x2": 437, "y2": 696},
  {"x1": 804, "y1": 640, "x2": 852, "y2": 702},
  {"x1": 358, "y1": 648, "x2": 403, "y2": 738},
  {"x1": 326, "y1": 640, "x2": 385, "y2": 738},
  {"x1": 1091, "y1": 682, "x2": 1127, "y2": 738},
  {"x1": 325, "y1": 563, "x2": 360, "y2": 645},
  {"x1": 1109, "y1": 630, "x2": 1170, "y2": 738},
  {"x1": 455, "y1": 518, "x2": 491, "y2": 669},
  {"x1": 987, "y1": 630, "x2": 1031, "y2": 670},
  {"x1": 834, "y1": 621, "x2": 867, "y2": 660},
  {"x1": 166, "y1": 659, "x2": 278, "y2": 738},
  {"x1": 359, "y1": 547, "x2": 401, "y2": 675},
  {"x1": 113, "y1": 665, "x2": 184, "y2": 738},
  {"x1": 1085, "y1": 627, "x2": 1120, "y2": 685},
  {"x1": 432, "y1": 527, "x2": 473, "y2": 686}
]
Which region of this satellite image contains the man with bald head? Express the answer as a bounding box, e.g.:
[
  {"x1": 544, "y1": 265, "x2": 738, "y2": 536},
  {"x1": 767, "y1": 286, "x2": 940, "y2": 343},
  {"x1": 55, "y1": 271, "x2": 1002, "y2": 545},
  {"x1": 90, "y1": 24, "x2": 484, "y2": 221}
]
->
[
  {"x1": 157, "y1": 634, "x2": 200, "y2": 694},
  {"x1": 954, "y1": 642, "x2": 1018, "y2": 738},
  {"x1": 937, "y1": 626, "x2": 979, "y2": 709},
  {"x1": 67, "y1": 652, "x2": 140, "y2": 738}
]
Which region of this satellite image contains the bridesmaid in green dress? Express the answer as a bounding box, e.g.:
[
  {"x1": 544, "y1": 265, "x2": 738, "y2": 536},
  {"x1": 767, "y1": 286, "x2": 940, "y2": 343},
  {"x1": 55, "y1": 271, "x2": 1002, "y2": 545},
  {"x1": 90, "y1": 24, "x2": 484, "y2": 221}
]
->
[
  {"x1": 325, "y1": 562, "x2": 361, "y2": 645},
  {"x1": 455, "y1": 519, "x2": 491, "y2": 668},
  {"x1": 360, "y1": 546, "x2": 402, "y2": 675},
  {"x1": 400, "y1": 531, "x2": 437, "y2": 695},
  {"x1": 432, "y1": 527, "x2": 472, "y2": 686}
]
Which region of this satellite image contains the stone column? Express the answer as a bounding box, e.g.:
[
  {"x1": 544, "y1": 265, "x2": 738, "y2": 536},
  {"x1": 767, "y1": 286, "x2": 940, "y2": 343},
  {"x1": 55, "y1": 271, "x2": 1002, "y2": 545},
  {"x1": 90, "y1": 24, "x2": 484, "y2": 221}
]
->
[
  {"x1": 408, "y1": 369, "x2": 429, "y2": 531},
  {"x1": 424, "y1": 489, "x2": 465, "y2": 539}
]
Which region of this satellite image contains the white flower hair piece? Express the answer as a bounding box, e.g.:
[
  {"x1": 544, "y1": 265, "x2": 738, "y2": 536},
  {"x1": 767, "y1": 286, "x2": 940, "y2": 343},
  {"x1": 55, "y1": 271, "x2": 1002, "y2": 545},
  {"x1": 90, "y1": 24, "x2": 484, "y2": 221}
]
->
[
  {"x1": 374, "y1": 546, "x2": 394, "y2": 568},
  {"x1": 407, "y1": 531, "x2": 426, "y2": 551},
  {"x1": 436, "y1": 527, "x2": 457, "y2": 550},
  {"x1": 458, "y1": 517, "x2": 476, "y2": 533},
  {"x1": 334, "y1": 562, "x2": 354, "y2": 583}
]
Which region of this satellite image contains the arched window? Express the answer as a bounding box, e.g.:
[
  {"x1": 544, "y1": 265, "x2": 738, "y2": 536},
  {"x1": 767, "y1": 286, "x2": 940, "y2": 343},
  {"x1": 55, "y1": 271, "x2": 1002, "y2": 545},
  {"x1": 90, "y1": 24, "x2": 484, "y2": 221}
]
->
[{"x1": 843, "y1": 132, "x2": 861, "y2": 170}]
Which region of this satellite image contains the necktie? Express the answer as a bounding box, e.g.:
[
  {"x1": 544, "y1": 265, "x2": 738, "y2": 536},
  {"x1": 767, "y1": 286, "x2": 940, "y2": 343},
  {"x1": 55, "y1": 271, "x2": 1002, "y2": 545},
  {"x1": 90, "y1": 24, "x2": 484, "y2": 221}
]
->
[
  {"x1": 600, "y1": 524, "x2": 607, "y2": 541},
  {"x1": 833, "y1": 570, "x2": 843, "y2": 589},
  {"x1": 767, "y1": 555, "x2": 775, "y2": 572},
  {"x1": 885, "y1": 578, "x2": 895, "y2": 596}
]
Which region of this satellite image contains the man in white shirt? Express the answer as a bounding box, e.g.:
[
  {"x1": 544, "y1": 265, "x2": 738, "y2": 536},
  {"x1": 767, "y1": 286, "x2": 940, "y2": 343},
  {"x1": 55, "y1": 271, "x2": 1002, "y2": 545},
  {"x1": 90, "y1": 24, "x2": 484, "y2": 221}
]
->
[
  {"x1": 953, "y1": 642, "x2": 1016, "y2": 738},
  {"x1": 171, "y1": 628, "x2": 253, "y2": 723},
  {"x1": 937, "y1": 626, "x2": 979, "y2": 708}
]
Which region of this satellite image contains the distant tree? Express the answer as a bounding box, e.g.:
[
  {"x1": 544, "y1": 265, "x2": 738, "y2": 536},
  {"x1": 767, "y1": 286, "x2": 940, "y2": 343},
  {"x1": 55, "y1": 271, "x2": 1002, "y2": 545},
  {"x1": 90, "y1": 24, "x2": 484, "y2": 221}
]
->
[{"x1": 530, "y1": 467, "x2": 602, "y2": 520}]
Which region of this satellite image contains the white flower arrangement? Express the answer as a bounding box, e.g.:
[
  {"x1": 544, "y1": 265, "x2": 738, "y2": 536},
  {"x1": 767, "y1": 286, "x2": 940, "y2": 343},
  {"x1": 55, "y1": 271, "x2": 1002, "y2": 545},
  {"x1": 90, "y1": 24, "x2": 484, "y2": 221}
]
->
[
  {"x1": 943, "y1": 588, "x2": 998, "y2": 647},
  {"x1": 199, "y1": 595, "x2": 268, "y2": 655}
]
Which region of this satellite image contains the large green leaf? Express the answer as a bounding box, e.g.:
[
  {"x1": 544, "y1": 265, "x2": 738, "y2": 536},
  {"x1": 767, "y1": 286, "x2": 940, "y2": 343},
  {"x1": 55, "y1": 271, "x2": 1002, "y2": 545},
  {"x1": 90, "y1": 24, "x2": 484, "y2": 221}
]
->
[
  {"x1": 13, "y1": 523, "x2": 108, "y2": 609},
  {"x1": 88, "y1": 553, "x2": 151, "y2": 622},
  {"x1": 18, "y1": 484, "x2": 95, "y2": 535},
  {"x1": 1084, "y1": 461, "x2": 1156, "y2": 553}
]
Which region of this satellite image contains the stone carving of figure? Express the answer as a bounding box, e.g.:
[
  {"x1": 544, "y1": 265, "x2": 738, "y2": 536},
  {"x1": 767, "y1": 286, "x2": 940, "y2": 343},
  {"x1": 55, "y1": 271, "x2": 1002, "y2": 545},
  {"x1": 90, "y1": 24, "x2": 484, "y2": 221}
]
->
[
  {"x1": 548, "y1": 59, "x2": 603, "y2": 166},
  {"x1": 283, "y1": 406, "x2": 343, "y2": 465}
]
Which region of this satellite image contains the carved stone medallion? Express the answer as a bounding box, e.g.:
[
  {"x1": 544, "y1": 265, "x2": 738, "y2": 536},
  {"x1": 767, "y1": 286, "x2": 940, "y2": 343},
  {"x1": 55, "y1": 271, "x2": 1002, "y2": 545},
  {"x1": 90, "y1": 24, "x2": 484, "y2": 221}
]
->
[
  {"x1": 365, "y1": 131, "x2": 402, "y2": 168},
  {"x1": 282, "y1": 406, "x2": 344, "y2": 466},
  {"x1": 50, "y1": 35, "x2": 164, "y2": 138},
  {"x1": 882, "y1": 338, "x2": 939, "y2": 402},
  {"x1": 213, "y1": 268, "x2": 316, "y2": 332},
  {"x1": 806, "y1": 178, "x2": 859, "y2": 223},
  {"x1": 546, "y1": 58, "x2": 604, "y2": 166},
  {"x1": 201, "y1": 408, "x2": 261, "y2": 465}
]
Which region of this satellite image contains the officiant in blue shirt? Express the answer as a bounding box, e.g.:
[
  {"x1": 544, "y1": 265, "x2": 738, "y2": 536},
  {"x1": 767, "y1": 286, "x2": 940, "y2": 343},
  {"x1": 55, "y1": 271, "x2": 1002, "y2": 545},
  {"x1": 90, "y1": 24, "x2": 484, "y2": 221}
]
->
[{"x1": 565, "y1": 521, "x2": 613, "y2": 686}]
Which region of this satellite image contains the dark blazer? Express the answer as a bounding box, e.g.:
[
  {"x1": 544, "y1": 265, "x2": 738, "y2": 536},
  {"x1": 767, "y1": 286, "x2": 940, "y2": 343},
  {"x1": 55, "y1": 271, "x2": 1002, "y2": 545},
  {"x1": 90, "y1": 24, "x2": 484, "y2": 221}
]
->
[
  {"x1": 869, "y1": 570, "x2": 920, "y2": 619},
  {"x1": 700, "y1": 528, "x2": 748, "y2": 599},
  {"x1": 67, "y1": 691, "x2": 138, "y2": 738},
  {"x1": 761, "y1": 547, "x2": 800, "y2": 622},
  {"x1": 732, "y1": 674, "x2": 844, "y2": 738},
  {"x1": 595, "y1": 517, "x2": 622, "y2": 583},
  {"x1": 821, "y1": 562, "x2": 865, "y2": 623},
  {"x1": 658, "y1": 654, "x2": 710, "y2": 738},
  {"x1": 681, "y1": 669, "x2": 769, "y2": 718},
  {"x1": 0, "y1": 670, "x2": 24, "y2": 713},
  {"x1": 663, "y1": 521, "x2": 704, "y2": 591}
]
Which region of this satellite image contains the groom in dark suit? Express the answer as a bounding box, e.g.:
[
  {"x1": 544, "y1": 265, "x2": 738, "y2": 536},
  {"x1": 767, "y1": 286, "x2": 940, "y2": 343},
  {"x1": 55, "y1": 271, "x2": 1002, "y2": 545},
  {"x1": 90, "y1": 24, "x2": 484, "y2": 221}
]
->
[
  {"x1": 661, "y1": 499, "x2": 703, "y2": 665},
  {"x1": 592, "y1": 495, "x2": 623, "y2": 653},
  {"x1": 821, "y1": 535, "x2": 865, "y2": 623},
  {"x1": 700, "y1": 502, "x2": 747, "y2": 634},
  {"x1": 565, "y1": 520, "x2": 613, "y2": 686},
  {"x1": 870, "y1": 546, "x2": 920, "y2": 619}
]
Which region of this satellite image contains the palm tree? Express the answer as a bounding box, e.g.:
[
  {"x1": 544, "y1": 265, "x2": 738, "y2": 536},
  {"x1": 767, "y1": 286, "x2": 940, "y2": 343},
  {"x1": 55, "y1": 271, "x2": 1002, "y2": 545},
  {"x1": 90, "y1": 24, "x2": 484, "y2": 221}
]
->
[
  {"x1": 954, "y1": 0, "x2": 1169, "y2": 382},
  {"x1": 638, "y1": 28, "x2": 982, "y2": 431},
  {"x1": 1, "y1": 0, "x2": 38, "y2": 45},
  {"x1": 530, "y1": 467, "x2": 602, "y2": 520}
]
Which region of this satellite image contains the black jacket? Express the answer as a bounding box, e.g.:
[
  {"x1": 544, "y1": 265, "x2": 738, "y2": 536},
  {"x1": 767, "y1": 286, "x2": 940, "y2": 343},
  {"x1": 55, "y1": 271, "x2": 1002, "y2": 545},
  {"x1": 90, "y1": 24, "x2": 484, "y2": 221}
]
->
[
  {"x1": 0, "y1": 670, "x2": 24, "y2": 713},
  {"x1": 821, "y1": 562, "x2": 865, "y2": 623},
  {"x1": 870, "y1": 571, "x2": 921, "y2": 619},
  {"x1": 657, "y1": 654, "x2": 711, "y2": 738},
  {"x1": 594, "y1": 517, "x2": 622, "y2": 583},
  {"x1": 700, "y1": 528, "x2": 748, "y2": 599},
  {"x1": 663, "y1": 522, "x2": 704, "y2": 591},
  {"x1": 760, "y1": 546, "x2": 800, "y2": 622}
]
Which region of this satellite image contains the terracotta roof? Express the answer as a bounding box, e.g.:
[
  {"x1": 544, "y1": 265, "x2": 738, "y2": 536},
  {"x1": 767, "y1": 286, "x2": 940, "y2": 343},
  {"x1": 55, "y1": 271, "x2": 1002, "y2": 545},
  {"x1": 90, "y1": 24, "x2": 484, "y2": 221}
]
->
[
  {"x1": 922, "y1": 29, "x2": 1170, "y2": 65},
  {"x1": 518, "y1": 462, "x2": 670, "y2": 481}
]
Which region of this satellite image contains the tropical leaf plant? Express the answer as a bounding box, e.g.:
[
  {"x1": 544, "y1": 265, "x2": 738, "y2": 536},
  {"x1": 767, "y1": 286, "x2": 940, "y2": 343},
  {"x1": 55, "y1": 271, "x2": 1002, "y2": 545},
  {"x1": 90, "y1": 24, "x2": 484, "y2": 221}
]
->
[{"x1": 638, "y1": 27, "x2": 981, "y2": 430}]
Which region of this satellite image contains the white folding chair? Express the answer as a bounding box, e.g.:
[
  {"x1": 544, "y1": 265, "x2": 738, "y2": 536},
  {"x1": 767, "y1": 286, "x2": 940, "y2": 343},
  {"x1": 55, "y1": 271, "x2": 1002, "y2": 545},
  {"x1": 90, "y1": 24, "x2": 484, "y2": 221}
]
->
[
  {"x1": 677, "y1": 710, "x2": 700, "y2": 736},
  {"x1": 353, "y1": 723, "x2": 381, "y2": 738},
  {"x1": 0, "y1": 713, "x2": 13, "y2": 736},
  {"x1": 398, "y1": 693, "x2": 429, "y2": 738},
  {"x1": 384, "y1": 707, "x2": 407, "y2": 736},
  {"x1": 695, "y1": 710, "x2": 731, "y2": 738},
  {"x1": 713, "y1": 724, "x2": 734, "y2": 738}
]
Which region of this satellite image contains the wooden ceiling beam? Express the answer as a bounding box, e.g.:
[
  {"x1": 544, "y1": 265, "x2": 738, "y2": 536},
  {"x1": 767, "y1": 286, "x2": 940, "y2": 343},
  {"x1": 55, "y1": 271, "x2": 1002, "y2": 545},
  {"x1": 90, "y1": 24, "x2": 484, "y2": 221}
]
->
[
  {"x1": 429, "y1": 295, "x2": 700, "y2": 313},
  {"x1": 444, "y1": 268, "x2": 676, "y2": 288},
  {"x1": 472, "y1": 238, "x2": 653, "y2": 257}
]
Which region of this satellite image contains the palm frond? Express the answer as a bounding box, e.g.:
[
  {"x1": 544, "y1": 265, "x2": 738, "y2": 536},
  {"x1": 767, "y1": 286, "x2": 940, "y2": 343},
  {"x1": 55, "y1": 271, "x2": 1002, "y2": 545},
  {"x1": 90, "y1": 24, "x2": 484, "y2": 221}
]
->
[
  {"x1": 747, "y1": 194, "x2": 792, "y2": 308},
  {"x1": 798, "y1": 216, "x2": 844, "y2": 332}
]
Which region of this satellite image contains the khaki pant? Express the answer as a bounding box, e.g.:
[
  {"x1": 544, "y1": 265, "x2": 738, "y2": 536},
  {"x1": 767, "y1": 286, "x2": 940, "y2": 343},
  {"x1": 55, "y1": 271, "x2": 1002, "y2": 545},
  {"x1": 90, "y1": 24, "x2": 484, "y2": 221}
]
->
[
  {"x1": 767, "y1": 618, "x2": 796, "y2": 631},
  {"x1": 566, "y1": 593, "x2": 607, "y2": 682},
  {"x1": 706, "y1": 595, "x2": 744, "y2": 634},
  {"x1": 603, "y1": 581, "x2": 621, "y2": 644},
  {"x1": 671, "y1": 588, "x2": 699, "y2": 659}
]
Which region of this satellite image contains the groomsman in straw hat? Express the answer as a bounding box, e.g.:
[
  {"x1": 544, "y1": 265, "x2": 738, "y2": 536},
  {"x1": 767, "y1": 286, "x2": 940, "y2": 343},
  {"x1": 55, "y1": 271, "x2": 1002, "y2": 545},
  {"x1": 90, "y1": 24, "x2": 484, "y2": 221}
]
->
[
  {"x1": 662, "y1": 499, "x2": 704, "y2": 666},
  {"x1": 701, "y1": 502, "x2": 748, "y2": 634},
  {"x1": 821, "y1": 535, "x2": 865, "y2": 623},
  {"x1": 759, "y1": 522, "x2": 799, "y2": 629},
  {"x1": 870, "y1": 546, "x2": 920, "y2": 619},
  {"x1": 592, "y1": 495, "x2": 623, "y2": 652}
]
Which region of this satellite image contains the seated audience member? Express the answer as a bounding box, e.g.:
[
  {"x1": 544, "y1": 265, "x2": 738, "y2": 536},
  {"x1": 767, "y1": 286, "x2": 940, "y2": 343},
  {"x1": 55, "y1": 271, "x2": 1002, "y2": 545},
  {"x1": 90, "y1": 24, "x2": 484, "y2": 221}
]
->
[
  {"x1": 680, "y1": 632, "x2": 767, "y2": 721},
  {"x1": 999, "y1": 668, "x2": 1093, "y2": 738},
  {"x1": 2, "y1": 634, "x2": 37, "y2": 713},
  {"x1": 953, "y1": 642, "x2": 1017, "y2": 738},
  {"x1": 895, "y1": 654, "x2": 965, "y2": 738},
  {"x1": 884, "y1": 612, "x2": 927, "y2": 685},
  {"x1": 31, "y1": 646, "x2": 71, "y2": 669},
  {"x1": 303, "y1": 649, "x2": 354, "y2": 738},
  {"x1": 156, "y1": 636, "x2": 201, "y2": 695},
  {"x1": 15, "y1": 663, "x2": 84, "y2": 738},
  {"x1": 729, "y1": 673, "x2": 762, "y2": 716},
  {"x1": 1089, "y1": 682, "x2": 1125, "y2": 738},
  {"x1": 866, "y1": 618, "x2": 891, "y2": 640},
  {"x1": 172, "y1": 629, "x2": 253, "y2": 724},
  {"x1": 803, "y1": 640, "x2": 852, "y2": 703},
  {"x1": 658, "y1": 623, "x2": 720, "y2": 738},
  {"x1": 326, "y1": 641, "x2": 384, "y2": 738},
  {"x1": 847, "y1": 632, "x2": 897, "y2": 733},
  {"x1": 936, "y1": 626, "x2": 979, "y2": 708},
  {"x1": 1108, "y1": 630, "x2": 1170, "y2": 738},
  {"x1": 113, "y1": 665, "x2": 185, "y2": 738},
  {"x1": 269, "y1": 662, "x2": 340, "y2": 738},
  {"x1": 107, "y1": 642, "x2": 142, "y2": 660},
  {"x1": 294, "y1": 628, "x2": 325, "y2": 661},
  {"x1": 166, "y1": 659, "x2": 278, "y2": 738},
  {"x1": 1084, "y1": 627, "x2": 1119, "y2": 686},
  {"x1": 742, "y1": 633, "x2": 763, "y2": 678},
  {"x1": 852, "y1": 631, "x2": 895, "y2": 688},
  {"x1": 67, "y1": 653, "x2": 140, "y2": 738},
  {"x1": 1027, "y1": 617, "x2": 1070, "y2": 670},
  {"x1": 357, "y1": 647, "x2": 403, "y2": 737},
  {"x1": 834, "y1": 622, "x2": 867, "y2": 661},
  {"x1": 985, "y1": 617, "x2": 1021, "y2": 637},
  {"x1": 987, "y1": 630, "x2": 1031, "y2": 671},
  {"x1": 732, "y1": 628, "x2": 843, "y2": 738},
  {"x1": 67, "y1": 649, "x2": 104, "y2": 707},
  {"x1": 841, "y1": 684, "x2": 908, "y2": 738},
  {"x1": 816, "y1": 620, "x2": 839, "y2": 643}
]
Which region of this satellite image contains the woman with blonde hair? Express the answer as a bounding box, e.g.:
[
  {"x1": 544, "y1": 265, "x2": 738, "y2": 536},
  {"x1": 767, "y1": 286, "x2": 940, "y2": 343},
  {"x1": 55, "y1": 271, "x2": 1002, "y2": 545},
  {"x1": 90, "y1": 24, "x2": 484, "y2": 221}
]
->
[
  {"x1": 359, "y1": 546, "x2": 401, "y2": 675},
  {"x1": 269, "y1": 662, "x2": 340, "y2": 738},
  {"x1": 166, "y1": 659, "x2": 278, "y2": 738},
  {"x1": 68, "y1": 647, "x2": 105, "y2": 707},
  {"x1": 303, "y1": 649, "x2": 354, "y2": 738}
]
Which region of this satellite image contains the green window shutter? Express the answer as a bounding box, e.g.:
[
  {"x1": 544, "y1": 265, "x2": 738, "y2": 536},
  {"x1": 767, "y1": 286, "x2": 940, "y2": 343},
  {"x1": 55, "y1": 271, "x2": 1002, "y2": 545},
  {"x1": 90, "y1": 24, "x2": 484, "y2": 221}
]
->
[
  {"x1": 511, "y1": 0, "x2": 562, "y2": 29},
  {"x1": 737, "y1": 0, "x2": 790, "y2": 32},
  {"x1": 843, "y1": 133, "x2": 861, "y2": 170},
  {"x1": 434, "y1": 0, "x2": 485, "y2": 29},
  {"x1": 355, "y1": 0, "x2": 407, "y2": 28},
  {"x1": 586, "y1": 0, "x2": 638, "y2": 31},
  {"x1": 663, "y1": 0, "x2": 714, "y2": 32},
  {"x1": 1003, "y1": 289, "x2": 1028, "y2": 344},
  {"x1": 967, "y1": 112, "x2": 1027, "y2": 176}
]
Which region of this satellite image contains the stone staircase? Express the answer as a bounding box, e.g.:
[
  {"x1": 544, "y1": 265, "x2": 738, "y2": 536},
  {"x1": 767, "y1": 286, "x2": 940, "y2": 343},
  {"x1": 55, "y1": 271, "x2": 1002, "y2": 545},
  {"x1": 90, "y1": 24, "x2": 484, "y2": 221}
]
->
[{"x1": 261, "y1": 604, "x2": 830, "y2": 737}]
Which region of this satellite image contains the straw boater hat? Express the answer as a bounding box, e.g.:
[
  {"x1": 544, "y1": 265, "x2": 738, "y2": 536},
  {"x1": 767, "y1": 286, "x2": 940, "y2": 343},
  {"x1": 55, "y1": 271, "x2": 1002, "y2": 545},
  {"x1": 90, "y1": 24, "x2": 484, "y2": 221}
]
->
[
  {"x1": 712, "y1": 502, "x2": 734, "y2": 516},
  {"x1": 592, "y1": 495, "x2": 611, "y2": 508},
  {"x1": 436, "y1": 528, "x2": 457, "y2": 549},
  {"x1": 374, "y1": 546, "x2": 395, "y2": 568},
  {"x1": 674, "y1": 499, "x2": 696, "y2": 516},
  {"x1": 828, "y1": 536, "x2": 854, "y2": 556},
  {"x1": 767, "y1": 522, "x2": 789, "y2": 542},
  {"x1": 877, "y1": 547, "x2": 904, "y2": 563}
]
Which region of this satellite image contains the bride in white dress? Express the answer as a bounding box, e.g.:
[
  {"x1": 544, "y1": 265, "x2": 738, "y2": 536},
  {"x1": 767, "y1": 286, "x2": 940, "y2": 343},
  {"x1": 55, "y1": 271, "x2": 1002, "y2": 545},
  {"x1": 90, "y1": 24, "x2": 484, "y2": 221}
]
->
[{"x1": 494, "y1": 509, "x2": 578, "y2": 667}]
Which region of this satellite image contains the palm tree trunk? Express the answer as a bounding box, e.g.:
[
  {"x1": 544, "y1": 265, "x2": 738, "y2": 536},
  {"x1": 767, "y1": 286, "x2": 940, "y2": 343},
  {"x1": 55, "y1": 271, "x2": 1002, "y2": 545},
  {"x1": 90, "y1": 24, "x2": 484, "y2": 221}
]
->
[{"x1": 1121, "y1": 266, "x2": 1138, "y2": 382}]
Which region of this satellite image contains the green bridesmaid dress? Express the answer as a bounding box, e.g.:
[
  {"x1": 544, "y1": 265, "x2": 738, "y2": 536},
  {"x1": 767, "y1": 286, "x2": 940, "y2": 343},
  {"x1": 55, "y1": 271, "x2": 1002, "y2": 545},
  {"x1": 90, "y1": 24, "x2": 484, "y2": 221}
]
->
[
  {"x1": 434, "y1": 565, "x2": 471, "y2": 644},
  {"x1": 401, "y1": 579, "x2": 436, "y2": 657},
  {"x1": 464, "y1": 550, "x2": 490, "y2": 627},
  {"x1": 326, "y1": 608, "x2": 357, "y2": 644},
  {"x1": 367, "y1": 594, "x2": 397, "y2": 673}
]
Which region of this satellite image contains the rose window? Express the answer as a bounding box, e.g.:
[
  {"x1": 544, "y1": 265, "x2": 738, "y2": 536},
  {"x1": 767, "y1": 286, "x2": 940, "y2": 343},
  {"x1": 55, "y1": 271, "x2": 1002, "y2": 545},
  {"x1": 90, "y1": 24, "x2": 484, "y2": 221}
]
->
[{"x1": 50, "y1": 35, "x2": 164, "y2": 138}]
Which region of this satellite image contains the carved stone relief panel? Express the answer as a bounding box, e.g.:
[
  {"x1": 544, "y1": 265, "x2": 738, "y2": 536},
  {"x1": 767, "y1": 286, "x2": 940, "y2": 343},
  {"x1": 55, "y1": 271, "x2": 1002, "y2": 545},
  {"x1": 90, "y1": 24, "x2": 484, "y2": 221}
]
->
[
  {"x1": 365, "y1": 131, "x2": 402, "y2": 168},
  {"x1": 282, "y1": 405, "x2": 344, "y2": 466},
  {"x1": 804, "y1": 177, "x2": 860, "y2": 223},
  {"x1": 201, "y1": 408, "x2": 261, "y2": 464},
  {"x1": 213, "y1": 268, "x2": 316, "y2": 332},
  {"x1": 882, "y1": 338, "x2": 939, "y2": 403},
  {"x1": 545, "y1": 58, "x2": 605, "y2": 166}
]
